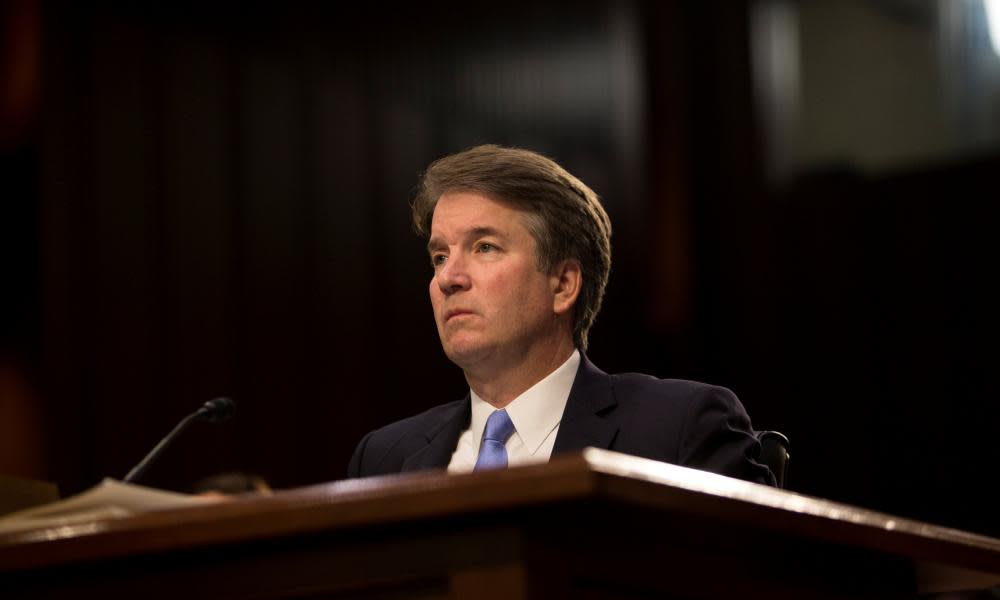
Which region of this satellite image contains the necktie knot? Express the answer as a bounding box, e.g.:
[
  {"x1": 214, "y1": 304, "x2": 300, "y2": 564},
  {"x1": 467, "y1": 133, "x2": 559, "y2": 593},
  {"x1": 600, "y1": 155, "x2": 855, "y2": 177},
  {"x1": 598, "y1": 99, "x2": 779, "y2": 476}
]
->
[
  {"x1": 483, "y1": 409, "x2": 514, "y2": 443},
  {"x1": 475, "y1": 409, "x2": 514, "y2": 471}
]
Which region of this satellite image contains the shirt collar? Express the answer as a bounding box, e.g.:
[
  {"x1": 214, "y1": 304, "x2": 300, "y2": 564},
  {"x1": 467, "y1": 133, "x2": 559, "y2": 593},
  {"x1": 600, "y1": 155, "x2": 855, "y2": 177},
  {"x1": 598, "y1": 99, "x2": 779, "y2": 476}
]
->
[{"x1": 469, "y1": 349, "x2": 581, "y2": 455}]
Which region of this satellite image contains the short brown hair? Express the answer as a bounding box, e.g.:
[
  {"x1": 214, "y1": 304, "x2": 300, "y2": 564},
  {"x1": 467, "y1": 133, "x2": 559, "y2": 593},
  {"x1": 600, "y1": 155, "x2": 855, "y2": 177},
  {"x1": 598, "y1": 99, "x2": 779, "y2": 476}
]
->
[{"x1": 412, "y1": 145, "x2": 612, "y2": 350}]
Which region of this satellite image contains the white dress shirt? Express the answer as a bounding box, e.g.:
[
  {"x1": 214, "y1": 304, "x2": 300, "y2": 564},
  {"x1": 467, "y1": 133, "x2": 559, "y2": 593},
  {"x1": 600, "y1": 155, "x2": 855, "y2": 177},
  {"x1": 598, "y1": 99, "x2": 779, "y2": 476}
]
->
[{"x1": 447, "y1": 350, "x2": 581, "y2": 473}]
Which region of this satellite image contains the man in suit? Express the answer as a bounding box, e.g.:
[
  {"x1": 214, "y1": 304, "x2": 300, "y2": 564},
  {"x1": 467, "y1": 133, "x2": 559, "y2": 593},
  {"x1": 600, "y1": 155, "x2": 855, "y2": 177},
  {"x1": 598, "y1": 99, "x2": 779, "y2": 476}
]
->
[{"x1": 349, "y1": 145, "x2": 773, "y2": 485}]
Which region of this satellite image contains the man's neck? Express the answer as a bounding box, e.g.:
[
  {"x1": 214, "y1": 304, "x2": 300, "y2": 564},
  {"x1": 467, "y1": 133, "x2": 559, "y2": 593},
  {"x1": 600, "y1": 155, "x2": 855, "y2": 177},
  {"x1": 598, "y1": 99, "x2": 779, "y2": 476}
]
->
[{"x1": 463, "y1": 338, "x2": 577, "y2": 408}]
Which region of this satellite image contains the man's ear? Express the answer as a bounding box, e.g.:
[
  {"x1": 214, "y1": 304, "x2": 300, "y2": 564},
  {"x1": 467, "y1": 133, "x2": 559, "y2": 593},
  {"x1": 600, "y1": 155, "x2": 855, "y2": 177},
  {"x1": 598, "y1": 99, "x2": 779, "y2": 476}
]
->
[{"x1": 550, "y1": 259, "x2": 582, "y2": 316}]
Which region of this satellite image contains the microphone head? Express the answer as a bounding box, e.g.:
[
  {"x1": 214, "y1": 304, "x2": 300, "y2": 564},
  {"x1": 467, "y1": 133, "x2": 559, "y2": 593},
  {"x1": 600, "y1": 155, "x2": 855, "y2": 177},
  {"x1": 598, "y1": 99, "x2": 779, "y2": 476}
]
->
[{"x1": 198, "y1": 396, "x2": 236, "y2": 423}]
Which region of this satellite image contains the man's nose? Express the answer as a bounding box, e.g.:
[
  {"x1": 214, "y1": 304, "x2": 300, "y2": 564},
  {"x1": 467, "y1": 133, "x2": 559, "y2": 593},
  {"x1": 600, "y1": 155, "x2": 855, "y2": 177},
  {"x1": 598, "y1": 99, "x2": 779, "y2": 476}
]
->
[{"x1": 436, "y1": 253, "x2": 471, "y2": 295}]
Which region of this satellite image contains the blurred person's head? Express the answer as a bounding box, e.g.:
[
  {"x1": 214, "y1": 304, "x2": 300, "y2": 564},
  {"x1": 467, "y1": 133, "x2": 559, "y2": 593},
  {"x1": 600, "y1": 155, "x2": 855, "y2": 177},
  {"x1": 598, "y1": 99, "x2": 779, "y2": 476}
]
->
[{"x1": 190, "y1": 471, "x2": 271, "y2": 496}]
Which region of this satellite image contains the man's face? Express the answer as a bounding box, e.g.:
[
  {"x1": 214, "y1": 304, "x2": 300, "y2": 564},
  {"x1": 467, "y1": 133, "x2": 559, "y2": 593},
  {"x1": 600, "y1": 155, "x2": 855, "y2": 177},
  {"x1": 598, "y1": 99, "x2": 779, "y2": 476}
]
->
[{"x1": 427, "y1": 192, "x2": 561, "y2": 371}]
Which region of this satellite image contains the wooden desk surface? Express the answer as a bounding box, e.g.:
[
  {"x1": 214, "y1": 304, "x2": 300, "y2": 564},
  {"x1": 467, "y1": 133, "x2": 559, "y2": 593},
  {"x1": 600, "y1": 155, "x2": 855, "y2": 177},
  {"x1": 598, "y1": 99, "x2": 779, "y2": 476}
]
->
[{"x1": 1, "y1": 449, "x2": 998, "y2": 598}]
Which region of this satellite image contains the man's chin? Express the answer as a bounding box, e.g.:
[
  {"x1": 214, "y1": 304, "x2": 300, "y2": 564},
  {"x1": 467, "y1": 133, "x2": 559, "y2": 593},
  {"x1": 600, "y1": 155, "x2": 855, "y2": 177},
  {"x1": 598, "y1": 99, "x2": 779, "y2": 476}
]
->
[{"x1": 442, "y1": 340, "x2": 494, "y2": 370}]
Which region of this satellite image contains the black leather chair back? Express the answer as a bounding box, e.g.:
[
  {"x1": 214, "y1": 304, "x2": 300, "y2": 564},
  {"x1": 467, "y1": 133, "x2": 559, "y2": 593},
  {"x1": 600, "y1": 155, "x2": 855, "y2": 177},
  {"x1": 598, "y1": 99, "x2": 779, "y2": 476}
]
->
[{"x1": 755, "y1": 430, "x2": 790, "y2": 489}]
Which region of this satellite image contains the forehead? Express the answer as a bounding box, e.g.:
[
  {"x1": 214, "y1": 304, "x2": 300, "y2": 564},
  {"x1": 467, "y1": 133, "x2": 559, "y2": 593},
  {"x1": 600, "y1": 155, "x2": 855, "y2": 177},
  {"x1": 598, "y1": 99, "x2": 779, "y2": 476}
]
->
[{"x1": 429, "y1": 191, "x2": 529, "y2": 236}]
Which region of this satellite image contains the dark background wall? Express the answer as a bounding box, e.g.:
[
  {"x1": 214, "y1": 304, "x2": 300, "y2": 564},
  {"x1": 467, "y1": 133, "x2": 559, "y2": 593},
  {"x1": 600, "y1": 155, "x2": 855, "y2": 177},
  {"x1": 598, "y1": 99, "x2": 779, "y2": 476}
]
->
[{"x1": 1, "y1": 0, "x2": 997, "y2": 538}]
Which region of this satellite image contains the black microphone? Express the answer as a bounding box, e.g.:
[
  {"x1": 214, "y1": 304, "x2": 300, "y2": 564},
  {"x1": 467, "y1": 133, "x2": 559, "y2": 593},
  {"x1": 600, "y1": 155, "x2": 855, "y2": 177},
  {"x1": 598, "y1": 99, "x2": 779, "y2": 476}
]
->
[{"x1": 123, "y1": 397, "x2": 236, "y2": 484}]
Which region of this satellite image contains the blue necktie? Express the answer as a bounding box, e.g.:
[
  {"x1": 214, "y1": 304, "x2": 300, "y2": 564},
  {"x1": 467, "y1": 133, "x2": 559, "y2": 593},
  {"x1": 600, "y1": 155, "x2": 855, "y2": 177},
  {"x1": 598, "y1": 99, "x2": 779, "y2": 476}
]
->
[{"x1": 474, "y1": 409, "x2": 515, "y2": 471}]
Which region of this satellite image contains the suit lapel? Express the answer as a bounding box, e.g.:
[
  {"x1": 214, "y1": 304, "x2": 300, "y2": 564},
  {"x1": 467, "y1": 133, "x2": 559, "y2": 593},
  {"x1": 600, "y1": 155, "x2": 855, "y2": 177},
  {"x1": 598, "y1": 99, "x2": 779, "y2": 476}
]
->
[
  {"x1": 552, "y1": 355, "x2": 619, "y2": 455},
  {"x1": 399, "y1": 354, "x2": 617, "y2": 471},
  {"x1": 400, "y1": 396, "x2": 470, "y2": 472}
]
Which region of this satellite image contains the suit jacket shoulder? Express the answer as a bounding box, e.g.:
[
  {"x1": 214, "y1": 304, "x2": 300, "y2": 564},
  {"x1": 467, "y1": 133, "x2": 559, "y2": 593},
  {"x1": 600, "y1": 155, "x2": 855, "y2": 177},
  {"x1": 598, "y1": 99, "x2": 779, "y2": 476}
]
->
[
  {"x1": 349, "y1": 356, "x2": 774, "y2": 486},
  {"x1": 553, "y1": 359, "x2": 774, "y2": 485},
  {"x1": 347, "y1": 398, "x2": 469, "y2": 478}
]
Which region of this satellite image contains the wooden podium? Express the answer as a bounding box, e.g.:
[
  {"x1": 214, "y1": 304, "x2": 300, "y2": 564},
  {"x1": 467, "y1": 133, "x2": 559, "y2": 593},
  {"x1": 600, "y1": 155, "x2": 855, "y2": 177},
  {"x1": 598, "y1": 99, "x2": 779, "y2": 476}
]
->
[{"x1": 1, "y1": 449, "x2": 998, "y2": 599}]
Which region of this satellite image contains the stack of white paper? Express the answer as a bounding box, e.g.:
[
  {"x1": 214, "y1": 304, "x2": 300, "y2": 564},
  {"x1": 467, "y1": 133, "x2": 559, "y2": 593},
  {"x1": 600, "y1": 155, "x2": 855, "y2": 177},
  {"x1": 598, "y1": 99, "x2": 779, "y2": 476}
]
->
[{"x1": 0, "y1": 478, "x2": 209, "y2": 536}]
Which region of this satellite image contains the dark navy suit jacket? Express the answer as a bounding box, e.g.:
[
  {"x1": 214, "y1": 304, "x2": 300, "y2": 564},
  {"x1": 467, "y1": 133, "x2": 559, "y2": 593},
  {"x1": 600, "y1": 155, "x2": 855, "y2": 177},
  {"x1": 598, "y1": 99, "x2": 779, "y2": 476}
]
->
[{"x1": 348, "y1": 355, "x2": 775, "y2": 485}]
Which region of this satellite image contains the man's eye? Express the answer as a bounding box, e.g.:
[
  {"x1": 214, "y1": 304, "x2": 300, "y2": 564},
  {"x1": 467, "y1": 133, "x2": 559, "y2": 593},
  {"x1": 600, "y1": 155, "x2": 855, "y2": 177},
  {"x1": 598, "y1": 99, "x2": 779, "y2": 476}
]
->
[
  {"x1": 476, "y1": 243, "x2": 495, "y2": 253},
  {"x1": 431, "y1": 254, "x2": 447, "y2": 267}
]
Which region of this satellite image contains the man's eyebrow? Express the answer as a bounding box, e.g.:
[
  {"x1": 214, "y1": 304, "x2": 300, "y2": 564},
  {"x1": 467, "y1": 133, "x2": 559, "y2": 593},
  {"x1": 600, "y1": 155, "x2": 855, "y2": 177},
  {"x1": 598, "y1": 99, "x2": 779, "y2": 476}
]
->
[
  {"x1": 426, "y1": 227, "x2": 505, "y2": 253},
  {"x1": 468, "y1": 226, "x2": 504, "y2": 239}
]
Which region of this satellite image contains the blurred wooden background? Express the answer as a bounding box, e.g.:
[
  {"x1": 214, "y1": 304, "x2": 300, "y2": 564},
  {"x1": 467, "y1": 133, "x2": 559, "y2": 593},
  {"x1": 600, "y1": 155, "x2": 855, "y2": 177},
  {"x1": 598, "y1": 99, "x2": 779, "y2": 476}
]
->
[{"x1": 1, "y1": 0, "x2": 997, "y2": 537}]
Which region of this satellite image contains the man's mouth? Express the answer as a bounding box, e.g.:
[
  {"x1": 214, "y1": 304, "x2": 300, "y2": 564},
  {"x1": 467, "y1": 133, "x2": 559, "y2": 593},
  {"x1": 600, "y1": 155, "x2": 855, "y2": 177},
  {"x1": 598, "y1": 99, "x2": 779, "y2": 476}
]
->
[{"x1": 445, "y1": 309, "x2": 475, "y2": 322}]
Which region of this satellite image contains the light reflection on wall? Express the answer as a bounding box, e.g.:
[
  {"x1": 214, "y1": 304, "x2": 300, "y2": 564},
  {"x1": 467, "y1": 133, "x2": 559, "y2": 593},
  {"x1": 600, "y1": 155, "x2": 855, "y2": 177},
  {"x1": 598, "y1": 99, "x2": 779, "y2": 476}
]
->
[
  {"x1": 939, "y1": 0, "x2": 1000, "y2": 153},
  {"x1": 750, "y1": 0, "x2": 801, "y2": 184},
  {"x1": 986, "y1": 0, "x2": 1000, "y2": 57},
  {"x1": 751, "y1": 0, "x2": 1000, "y2": 180}
]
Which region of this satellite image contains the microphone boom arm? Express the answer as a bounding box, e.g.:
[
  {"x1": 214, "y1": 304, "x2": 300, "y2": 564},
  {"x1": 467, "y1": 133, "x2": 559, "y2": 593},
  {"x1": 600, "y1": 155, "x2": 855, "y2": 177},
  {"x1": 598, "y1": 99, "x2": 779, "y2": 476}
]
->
[{"x1": 123, "y1": 397, "x2": 235, "y2": 484}]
